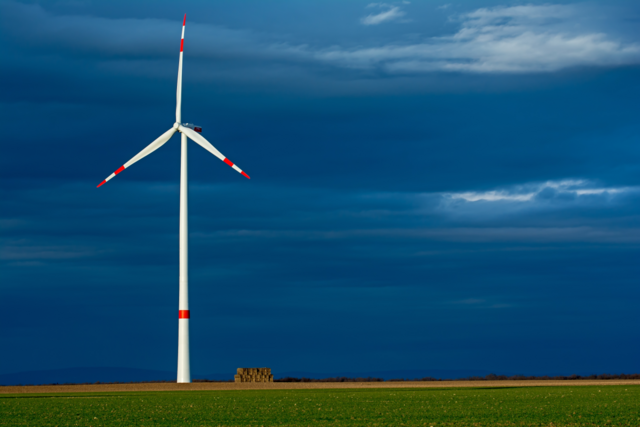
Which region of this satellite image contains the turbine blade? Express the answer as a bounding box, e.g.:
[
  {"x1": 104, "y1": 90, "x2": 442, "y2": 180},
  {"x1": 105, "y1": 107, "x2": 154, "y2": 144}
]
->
[
  {"x1": 176, "y1": 14, "x2": 186, "y2": 123},
  {"x1": 179, "y1": 125, "x2": 250, "y2": 179},
  {"x1": 97, "y1": 128, "x2": 176, "y2": 188}
]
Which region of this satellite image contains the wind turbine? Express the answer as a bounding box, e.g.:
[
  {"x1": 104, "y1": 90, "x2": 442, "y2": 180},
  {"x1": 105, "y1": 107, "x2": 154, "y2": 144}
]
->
[{"x1": 97, "y1": 14, "x2": 250, "y2": 383}]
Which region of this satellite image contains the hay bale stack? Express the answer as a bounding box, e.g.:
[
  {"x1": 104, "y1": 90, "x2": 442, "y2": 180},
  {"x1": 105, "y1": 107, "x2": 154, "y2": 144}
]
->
[{"x1": 235, "y1": 367, "x2": 273, "y2": 383}]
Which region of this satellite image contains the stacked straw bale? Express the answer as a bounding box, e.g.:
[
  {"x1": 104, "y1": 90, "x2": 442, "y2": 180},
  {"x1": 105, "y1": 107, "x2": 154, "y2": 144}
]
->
[{"x1": 234, "y1": 367, "x2": 273, "y2": 383}]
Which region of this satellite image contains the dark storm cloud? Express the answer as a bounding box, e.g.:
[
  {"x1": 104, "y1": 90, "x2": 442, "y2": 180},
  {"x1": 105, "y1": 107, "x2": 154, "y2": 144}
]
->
[
  {"x1": 3, "y1": 1, "x2": 640, "y2": 96},
  {"x1": 1, "y1": 1, "x2": 281, "y2": 63},
  {"x1": 1, "y1": 0, "x2": 639, "y2": 377},
  {"x1": 2, "y1": 177, "x2": 639, "y2": 373}
]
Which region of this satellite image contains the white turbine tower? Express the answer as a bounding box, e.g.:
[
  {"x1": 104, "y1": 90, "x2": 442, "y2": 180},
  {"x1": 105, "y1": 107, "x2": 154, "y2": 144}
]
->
[{"x1": 97, "y1": 14, "x2": 250, "y2": 383}]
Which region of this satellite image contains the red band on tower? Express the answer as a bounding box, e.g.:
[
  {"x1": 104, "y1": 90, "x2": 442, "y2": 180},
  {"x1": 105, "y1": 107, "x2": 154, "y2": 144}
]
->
[{"x1": 179, "y1": 310, "x2": 190, "y2": 319}]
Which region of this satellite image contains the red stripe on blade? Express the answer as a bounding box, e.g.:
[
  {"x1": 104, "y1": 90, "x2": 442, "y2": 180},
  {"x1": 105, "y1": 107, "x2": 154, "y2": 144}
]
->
[
  {"x1": 183, "y1": 14, "x2": 186, "y2": 26},
  {"x1": 179, "y1": 310, "x2": 190, "y2": 319},
  {"x1": 241, "y1": 171, "x2": 250, "y2": 179},
  {"x1": 97, "y1": 180, "x2": 106, "y2": 188},
  {"x1": 180, "y1": 39, "x2": 184, "y2": 52},
  {"x1": 223, "y1": 158, "x2": 234, "y2": 167},
  {"x1": 114, "y1": 165, "x2": 125, "y2": 175}
]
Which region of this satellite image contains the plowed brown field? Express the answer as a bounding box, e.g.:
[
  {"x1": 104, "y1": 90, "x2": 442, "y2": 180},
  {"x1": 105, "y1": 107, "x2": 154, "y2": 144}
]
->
[{"x1": 2, "y1": 379, "x2": 639, "y2": 394}]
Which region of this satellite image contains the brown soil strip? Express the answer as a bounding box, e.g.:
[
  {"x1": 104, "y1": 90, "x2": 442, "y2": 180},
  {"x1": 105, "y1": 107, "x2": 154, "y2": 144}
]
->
[{"x1": 1, "y1": 379, "x2": 639, "y2": 394}]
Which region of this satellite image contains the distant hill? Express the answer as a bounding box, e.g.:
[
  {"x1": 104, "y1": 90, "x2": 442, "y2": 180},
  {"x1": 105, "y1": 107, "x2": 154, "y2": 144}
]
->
[
  {"x1": 0, "y1": 367, "x2": 178, "y2": 386},
  {"x1": 0, "y1": 368, "x2": 498, "y2": 386}
]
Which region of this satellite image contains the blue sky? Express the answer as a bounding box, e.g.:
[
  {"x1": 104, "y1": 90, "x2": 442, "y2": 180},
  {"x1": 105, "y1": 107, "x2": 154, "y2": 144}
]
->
[{"x1": 1, "y1": 0, "x2": 639, "y2": 378}]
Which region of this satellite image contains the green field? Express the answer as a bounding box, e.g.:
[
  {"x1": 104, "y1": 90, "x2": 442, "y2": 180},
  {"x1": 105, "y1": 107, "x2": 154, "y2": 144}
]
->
[{"x1": 1, "y1": 385, "x2": 639, "y2": 426}]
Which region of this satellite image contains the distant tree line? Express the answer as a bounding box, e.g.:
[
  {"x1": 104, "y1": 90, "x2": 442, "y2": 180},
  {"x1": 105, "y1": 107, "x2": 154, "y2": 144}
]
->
[
  {"x1": 6, "y1": 373, "x2": 640, "y2": 387},
  {"x1": 274, "y1": 373, "x2": 640, "y2": 382},
  {"x1": 276, "y1": 376, "x2": 385, "y2": 383}
]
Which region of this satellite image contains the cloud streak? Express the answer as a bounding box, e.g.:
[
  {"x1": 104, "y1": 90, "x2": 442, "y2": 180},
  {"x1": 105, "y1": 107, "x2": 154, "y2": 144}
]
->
[
  {"x1": 318, "y1": 5, "x2": 640, "y2": 73},
  {"x1": 361, "y1": 3, "x2": 406, "y2": 26},
  {"x1": 444, "y1": 179, "x2": 635, "y2": 203}
]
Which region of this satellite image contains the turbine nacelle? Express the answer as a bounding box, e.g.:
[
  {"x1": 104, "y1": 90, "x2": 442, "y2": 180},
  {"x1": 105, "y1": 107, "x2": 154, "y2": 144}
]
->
[{"x1": 181, "y1": 123, "x2": 202, "y2": 133}]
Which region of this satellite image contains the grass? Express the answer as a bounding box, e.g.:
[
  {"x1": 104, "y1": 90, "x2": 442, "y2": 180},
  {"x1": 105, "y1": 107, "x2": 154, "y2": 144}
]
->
[{"x1": 1, "y1": 385, "x2": 639, "y2": 426}]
